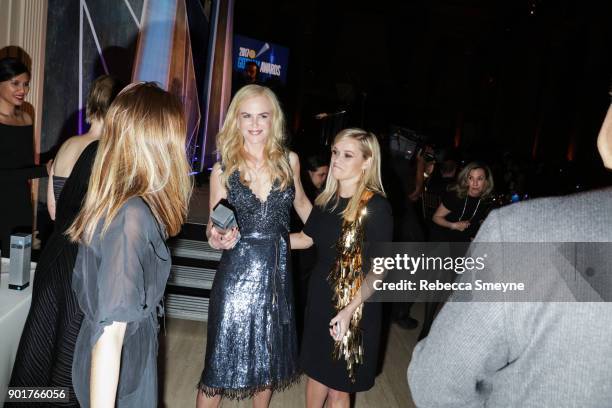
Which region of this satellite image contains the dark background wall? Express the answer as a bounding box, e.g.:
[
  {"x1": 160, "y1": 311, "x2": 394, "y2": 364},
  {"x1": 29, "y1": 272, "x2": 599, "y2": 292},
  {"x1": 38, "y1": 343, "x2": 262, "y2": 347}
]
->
[
  {"x1": 41, "y1": 0, "x2": 143, "y2": 157},
  {"x1": 234, "y1": 0, "x2": 612, "y2": 191}
]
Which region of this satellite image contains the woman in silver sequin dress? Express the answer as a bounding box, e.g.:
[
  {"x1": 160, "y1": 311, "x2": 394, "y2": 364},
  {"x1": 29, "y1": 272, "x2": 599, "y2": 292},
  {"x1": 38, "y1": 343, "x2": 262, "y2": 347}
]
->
[{"x1": 197, "y1": 85, "x2": 312, "y2": 407}]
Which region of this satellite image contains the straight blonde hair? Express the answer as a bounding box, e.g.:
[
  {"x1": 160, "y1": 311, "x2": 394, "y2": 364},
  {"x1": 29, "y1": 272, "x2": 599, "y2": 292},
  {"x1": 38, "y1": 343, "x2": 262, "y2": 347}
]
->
[
  {"x1": 217, "y1": 84, "x2": 292, "y2": 189},
  {"x1": 67, "y1": 82, "x2": 193, "y2": 243},
  {"x1": 315, "y1": 128, "x2": 385, "y2": 220}
]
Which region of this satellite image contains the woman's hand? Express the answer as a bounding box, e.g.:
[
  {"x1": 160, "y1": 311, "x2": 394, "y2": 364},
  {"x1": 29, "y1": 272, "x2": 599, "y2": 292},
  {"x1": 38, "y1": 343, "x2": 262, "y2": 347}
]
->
[
  {"x1": 452, "y1": 221, "x2": 470, "y2": 231},
  {"x1": 208, "y1": 226, "x2": 240, "y2": 250},
  {"x1": 329, "y1": 305, "x2": 356, "y2": 341}
]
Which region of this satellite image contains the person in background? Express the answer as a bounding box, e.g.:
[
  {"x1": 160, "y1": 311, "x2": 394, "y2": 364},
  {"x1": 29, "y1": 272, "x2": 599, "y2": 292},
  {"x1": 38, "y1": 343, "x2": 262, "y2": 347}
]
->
[
  {"x1": 431, "y1": 161, "x2": 494, "y2": 242},
  {"x1": 408, "y1": 104, "x2": 612, "y2": 408},
  {"x1": 47, "y1": 75, "x2": 121, "y2": 219},
  {"x1": 426, "y1": 159, "x2": 457, "y2": 195},
  {"x1": 243, "y1": 61, "x2": 260, "y2": 85},
  {"x1": 421, "y1": 158, "x2": 457, "y2": 238},
  {"x1": 8, "y1": 75, "x2": 120, "y2": 407},
  {"x1": 303, "y1": 153, "x2": 329, "y2": 201},
  {"x1": 232, "y1": 61, "x2": 261, "y2": 96},
  {"x1": 68, "y1": 82, "x2": 192, "y2": 407},
  {"x1": 291, "y1": 128, "x2": 393, "y2": 408},
  {"x1": 0, "y1": 57, "x2": 49, "y2": 256},
  {"x1": 421, "y1": 162, "x2": 494, "y2": 339}
]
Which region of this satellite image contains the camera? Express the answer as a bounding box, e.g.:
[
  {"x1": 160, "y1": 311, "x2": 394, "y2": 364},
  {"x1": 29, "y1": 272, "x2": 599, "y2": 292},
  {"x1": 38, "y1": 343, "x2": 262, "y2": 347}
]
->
[{"x1": 388, "y1": 125, "x2": 431, "y2": 161}]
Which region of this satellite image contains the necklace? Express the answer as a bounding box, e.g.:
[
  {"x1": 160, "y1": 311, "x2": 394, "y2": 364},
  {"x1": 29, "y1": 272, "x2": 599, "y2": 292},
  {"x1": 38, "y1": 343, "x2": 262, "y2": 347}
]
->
[
  {"x1": 261, "y1": 199, "x2": 268, "y2": 218},
  {"x1": 458, "y1": 196, "x2": 481, "y2": 221}
]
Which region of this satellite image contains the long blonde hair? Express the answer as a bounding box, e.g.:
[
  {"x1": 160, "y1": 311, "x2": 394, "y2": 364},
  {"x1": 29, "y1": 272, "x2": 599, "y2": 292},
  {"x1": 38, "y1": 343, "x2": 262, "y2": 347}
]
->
[
  {"x1": 68, "y1": 82, "x2": 193, "y2": 243},
  {"x1": 315, "y1": 128, "x2": 385, "y2": 220},
  {"x1": 217, "y1": 84, "x2": 292, "y2": 189}
]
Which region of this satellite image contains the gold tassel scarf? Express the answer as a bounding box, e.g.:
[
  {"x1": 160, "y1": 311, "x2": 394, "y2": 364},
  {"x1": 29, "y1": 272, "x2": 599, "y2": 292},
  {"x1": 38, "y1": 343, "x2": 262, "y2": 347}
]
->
[{"x1": 327, "y1": 190, "x2": 373, "y2": 382}]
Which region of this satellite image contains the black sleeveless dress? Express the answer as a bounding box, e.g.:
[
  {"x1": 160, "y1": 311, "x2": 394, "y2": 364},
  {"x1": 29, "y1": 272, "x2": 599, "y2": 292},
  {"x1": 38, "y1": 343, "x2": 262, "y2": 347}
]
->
[
  {"x1": 199, "y1": 169, "x2": 300, "y2": 399},
  {"x1": 300, "y1": 194, "x2": 393, "y2": 392},
  {"x1": 0, "y1": 123, "x2": 46, "y2": 256},
  {"x1": 8, "y1": 141, "x2": 98, "y2": 407}
]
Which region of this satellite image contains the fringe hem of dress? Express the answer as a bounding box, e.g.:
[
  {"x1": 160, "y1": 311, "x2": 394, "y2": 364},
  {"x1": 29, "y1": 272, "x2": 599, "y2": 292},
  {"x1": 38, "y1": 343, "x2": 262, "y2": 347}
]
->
[{"x1": 197, "y1": 372, "x2": 302, "y2": 400}]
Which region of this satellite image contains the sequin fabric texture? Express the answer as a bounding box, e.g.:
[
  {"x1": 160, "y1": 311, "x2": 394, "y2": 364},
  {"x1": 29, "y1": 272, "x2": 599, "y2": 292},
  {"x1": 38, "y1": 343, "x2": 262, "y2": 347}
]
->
[{"x1": 198, "y1": 170, "x2": 300, "y2": 399}]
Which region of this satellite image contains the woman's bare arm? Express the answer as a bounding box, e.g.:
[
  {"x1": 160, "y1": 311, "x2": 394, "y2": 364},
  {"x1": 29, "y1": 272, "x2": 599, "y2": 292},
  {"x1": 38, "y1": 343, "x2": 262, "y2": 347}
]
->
[
  {"x1": 290, "y1": 231, "x2": 313, "y2": 250},
  {"x1": 47, "y1": 165, "x2": 56, "y2": 220},
  {"x1": 90, "y1": 321, "x2": 126, "y2": 407},
  {"x1": 432, "y1": 203, "x2": 468, "y2": 231},
  {"x1": 289, "y1": 151, "x2": 313, "y2": 224}
]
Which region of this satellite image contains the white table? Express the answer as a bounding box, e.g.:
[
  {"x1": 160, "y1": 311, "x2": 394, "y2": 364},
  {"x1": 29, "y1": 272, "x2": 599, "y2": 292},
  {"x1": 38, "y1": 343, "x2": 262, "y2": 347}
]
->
[{"x1": 0, "y1": 257, "x2": 36, "y2": 405}]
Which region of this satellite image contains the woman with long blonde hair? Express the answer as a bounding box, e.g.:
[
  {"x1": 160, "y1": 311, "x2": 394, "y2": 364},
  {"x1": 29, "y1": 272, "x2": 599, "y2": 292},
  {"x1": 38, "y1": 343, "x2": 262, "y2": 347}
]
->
[
  {"x1": 67, "y1": 82, "x2": 192, "y2": 407},
  {"x1": 291, "y1": 128, "x2": 393, "y2": 408},
  {"x1": 197, "y1": 84, "x2": 311, "y2": 408}
]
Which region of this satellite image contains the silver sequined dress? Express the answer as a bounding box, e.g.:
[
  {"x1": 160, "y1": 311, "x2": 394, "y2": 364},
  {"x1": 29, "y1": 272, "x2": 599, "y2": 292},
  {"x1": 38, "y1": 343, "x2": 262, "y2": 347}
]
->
[{"x1": 198, "y1": 170, "x2": 300, "y2": 399}]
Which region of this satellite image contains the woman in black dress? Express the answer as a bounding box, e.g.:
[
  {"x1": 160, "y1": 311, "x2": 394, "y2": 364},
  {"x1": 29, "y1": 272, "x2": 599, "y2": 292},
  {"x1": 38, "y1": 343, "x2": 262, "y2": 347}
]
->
[
  {"x1": 0, "y1": 57, "x2": 48, "y2": 256},
  {"x1": 420, "y1": 162, "x2": 494, "y2": 340},
  {"x1": 291, "y1": 129, "x2": 392, "y2": 407},
  {"x1": 431, "y1": 161, "x2": 494, "y2": 242},
  {"x1": 8, "y1": 75, "x2": 120, "y2": 406}
]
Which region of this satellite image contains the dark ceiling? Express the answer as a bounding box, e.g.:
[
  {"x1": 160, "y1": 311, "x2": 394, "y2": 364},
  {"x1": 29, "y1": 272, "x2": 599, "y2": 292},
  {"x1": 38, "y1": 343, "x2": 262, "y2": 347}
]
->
[{"x1": 234, "y1": 0, "x2": 612, "y2": 180}]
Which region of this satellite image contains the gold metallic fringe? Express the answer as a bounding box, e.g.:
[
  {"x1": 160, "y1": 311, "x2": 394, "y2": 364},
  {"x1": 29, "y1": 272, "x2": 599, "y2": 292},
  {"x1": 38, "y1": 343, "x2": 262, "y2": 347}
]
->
[
  {"x1": 327, "y1": 190, "x2": 373, "y2": 383},
  {"x1": 197, "y1": 372, "x2": 302, "y2": 400}
]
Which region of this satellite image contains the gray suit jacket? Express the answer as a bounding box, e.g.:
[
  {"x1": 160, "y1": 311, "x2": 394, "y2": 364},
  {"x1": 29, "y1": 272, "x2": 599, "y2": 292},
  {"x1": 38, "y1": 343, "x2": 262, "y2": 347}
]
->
[{"x1": 408, "y1": 188, "x2": 612, "y2": 407}]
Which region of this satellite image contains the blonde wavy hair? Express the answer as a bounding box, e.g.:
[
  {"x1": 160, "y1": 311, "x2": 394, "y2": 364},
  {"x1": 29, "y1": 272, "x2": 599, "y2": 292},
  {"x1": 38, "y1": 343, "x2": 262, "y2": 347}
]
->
[
  {"x1": 217, "y1": 84, "x2": 292, "y2": 189},
  {"x1": 315, "y1": 128, "x2": 385, "y2": 220},
  {"x1": 450, "y1": 161, "x2": 494, "y2": 199},
  {"x1": 67, "y1": 82, "x2": 193, "y2": 243}
]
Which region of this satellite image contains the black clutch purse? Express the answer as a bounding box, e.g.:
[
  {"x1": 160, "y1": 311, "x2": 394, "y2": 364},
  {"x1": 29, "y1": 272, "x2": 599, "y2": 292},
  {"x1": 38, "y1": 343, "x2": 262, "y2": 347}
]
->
[{"x1": 211, "y1": 200, "x2": 238, "y2": 233}]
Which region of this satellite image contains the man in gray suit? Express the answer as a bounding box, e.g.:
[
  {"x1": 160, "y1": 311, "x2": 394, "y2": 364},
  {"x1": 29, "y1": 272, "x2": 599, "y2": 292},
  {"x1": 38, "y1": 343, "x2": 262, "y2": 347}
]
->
[{"x1": 407, "y1": 105, "x2": 612, "y2": 407}]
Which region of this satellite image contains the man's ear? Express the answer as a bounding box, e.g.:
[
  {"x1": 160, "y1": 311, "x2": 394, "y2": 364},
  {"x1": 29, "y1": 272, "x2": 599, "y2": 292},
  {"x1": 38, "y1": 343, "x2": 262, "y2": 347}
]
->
[{"x1": 597, "y1": 105, "x2": 612, "y2": 169}]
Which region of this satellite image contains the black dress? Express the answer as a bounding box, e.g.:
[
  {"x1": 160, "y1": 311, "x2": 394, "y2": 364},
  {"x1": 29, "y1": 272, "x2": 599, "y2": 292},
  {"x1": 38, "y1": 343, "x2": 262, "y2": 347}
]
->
[
  {"x1": 8, "y1": 141, "x2": 98, "y2": 407},
  {"x1": 300, "y1": 194, "x2": 393, "y2": 392},
  {"x1": 430, "y1": 192, "x2": 490, "y2": 242},
  {"x1": 0, "y1": 123, "x2": 46, "y2": 256}
]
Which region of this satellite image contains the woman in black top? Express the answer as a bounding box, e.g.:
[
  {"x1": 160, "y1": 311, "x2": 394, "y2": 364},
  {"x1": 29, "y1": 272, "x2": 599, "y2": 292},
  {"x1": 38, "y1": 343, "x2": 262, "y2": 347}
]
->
[
  {"x1": 431, "y1": 162, "x2": 494, "y2": 242},
  {"x1": 0, "y1": 57, "x2": 48, "y2": 255},
  {"x1": 8, "y1": 75, "x2": 120, "y2": 407},
  {"x1": 292, "y1": 129, "x2": 392, "y2": 407}
]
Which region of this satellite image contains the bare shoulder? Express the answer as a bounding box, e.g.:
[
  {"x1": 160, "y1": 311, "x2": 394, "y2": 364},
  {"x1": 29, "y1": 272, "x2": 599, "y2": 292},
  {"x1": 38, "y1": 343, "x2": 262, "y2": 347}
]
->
[
  {"x1": 211, "y1": 162, "x2": 223, "y2": 177},
  {"x1": 209, "y1": 162, "x2": 226, "y2": 189},
  {"x1": 54, "y1": 136, "x2": 92, "y2": 176},
  {"x1": 288, "y1": 151, "x2": 300, "y2": 168},
  {"x1": 54, "y1": 136, "x2": 75, "y2": 161},
  {"x1": 22, "y1": 111, "x2": 33, "y2": 125}
]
